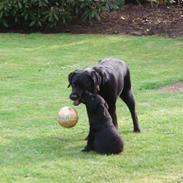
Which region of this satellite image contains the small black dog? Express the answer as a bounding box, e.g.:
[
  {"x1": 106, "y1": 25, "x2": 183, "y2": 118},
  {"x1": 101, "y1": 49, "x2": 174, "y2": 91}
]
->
[
  {"x1": 68, "y1": 58, "x2": 140, "y2": 132},
  {"x1": 81, "y1": 92, "x2": 123, "y2": 155}
]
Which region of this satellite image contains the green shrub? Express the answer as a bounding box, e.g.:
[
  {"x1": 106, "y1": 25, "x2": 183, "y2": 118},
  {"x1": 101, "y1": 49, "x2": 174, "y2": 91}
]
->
[
  {"x1": 0, "y1": 0, "x2": 70, "y2": 28},
  {"x1": 0, "y1": 0, "x2": 124, "y2": 29}
]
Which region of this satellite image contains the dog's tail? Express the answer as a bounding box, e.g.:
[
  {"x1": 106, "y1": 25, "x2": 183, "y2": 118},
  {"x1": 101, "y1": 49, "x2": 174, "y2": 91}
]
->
[{"x1": 124, "y1": 67, "x2": 132, "y2": 91}]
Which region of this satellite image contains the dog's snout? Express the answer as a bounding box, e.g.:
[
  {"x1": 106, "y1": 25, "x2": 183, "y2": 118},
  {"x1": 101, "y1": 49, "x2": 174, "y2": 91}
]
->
[{"x1": 70, "y1": 93, "x2": 79, "y2": 100}]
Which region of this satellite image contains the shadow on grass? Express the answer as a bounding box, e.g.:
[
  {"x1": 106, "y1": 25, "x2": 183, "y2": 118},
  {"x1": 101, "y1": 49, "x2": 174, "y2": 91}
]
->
[{"x1": 0, "y1": 135, "x2": 98, "y2": 167}]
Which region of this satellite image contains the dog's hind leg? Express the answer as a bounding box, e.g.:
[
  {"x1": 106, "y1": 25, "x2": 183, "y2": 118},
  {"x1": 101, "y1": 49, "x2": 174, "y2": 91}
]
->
[{"x1": 120, "y1": 69, "x2": 141, "y2": 132}]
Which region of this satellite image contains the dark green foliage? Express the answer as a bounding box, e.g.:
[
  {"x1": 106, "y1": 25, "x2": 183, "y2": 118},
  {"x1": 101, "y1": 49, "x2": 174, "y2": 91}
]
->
[
  {"x1": 0, "y1": 0, "x2": 124, "y2": 29},
  {"x1": 0, "y1": 0, "x2": 70, "y2": 28}
]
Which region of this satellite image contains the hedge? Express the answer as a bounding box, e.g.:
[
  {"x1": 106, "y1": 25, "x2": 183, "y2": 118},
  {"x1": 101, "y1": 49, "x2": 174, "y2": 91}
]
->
[{"x1": 0, "y1": 0, "x2": 124, "y2": 29}]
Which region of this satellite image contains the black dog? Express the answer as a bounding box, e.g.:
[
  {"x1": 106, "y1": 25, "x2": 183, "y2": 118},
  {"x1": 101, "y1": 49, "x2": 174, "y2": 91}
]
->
[
  {"x1": 81, "y1": 92, "x2": 123, "y2": 155},
  {"x1": 68, "y1": 58, "x2": 140, "y2": 132}
]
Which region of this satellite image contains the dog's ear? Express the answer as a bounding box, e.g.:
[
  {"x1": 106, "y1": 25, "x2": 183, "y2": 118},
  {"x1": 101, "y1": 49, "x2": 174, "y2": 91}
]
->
[
  {"x1": 90, "y1": 71, "x2": 101, "y2": 93},
  {"x1": 93, "y1": 67, "x2": 108, "y2": 86},
  {"x1": 99, "y1": 101, "x2": 109, "y2": 117},
  {"x1": 99, "y1": 97, "x2": 109, "y2": 110},
  {"x1": 68, "y1": 70, "x2": 77, "y2": 88},
  {"x1": 104, "y1": 101, "x2": 109, "y2": 110}
]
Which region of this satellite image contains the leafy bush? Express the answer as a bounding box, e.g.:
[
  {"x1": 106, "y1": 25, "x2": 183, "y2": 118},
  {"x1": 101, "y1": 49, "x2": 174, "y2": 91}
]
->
[
  {"x1": 0, "y1": 0, "x2": 124, "y2": 29},
  {"x1": 0, "y1": 0, "x2": 70, "y2": 28}
]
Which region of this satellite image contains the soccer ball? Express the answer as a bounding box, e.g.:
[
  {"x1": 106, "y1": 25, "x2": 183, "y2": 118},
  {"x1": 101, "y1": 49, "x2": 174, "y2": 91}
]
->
[{"x1": 58, "y1": 106, "x2": 78, "y2": 128}]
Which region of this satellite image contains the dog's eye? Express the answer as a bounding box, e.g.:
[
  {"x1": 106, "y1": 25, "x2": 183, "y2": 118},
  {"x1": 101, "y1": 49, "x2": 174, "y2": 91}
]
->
[{"x1": 78, "y1": 83, "x2": 83, "y2": 88}]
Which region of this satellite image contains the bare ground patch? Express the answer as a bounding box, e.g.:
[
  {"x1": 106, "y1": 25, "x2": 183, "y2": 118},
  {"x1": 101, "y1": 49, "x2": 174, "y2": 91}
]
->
[
  {"x1": 159, "y1": 82, "x2": 183, "y2": 92},
  {"x1": 44, "y1": 4, "x2": 183, "y2": 38}
]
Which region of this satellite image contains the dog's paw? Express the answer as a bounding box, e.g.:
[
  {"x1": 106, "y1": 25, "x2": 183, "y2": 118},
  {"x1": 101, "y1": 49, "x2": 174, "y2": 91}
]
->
[
  {"x1": 133, "y1": 128, "x2": 141, "y2": 133},
  {"x1": 81, "y1": 146, "x2": 91, "y2": 152}
]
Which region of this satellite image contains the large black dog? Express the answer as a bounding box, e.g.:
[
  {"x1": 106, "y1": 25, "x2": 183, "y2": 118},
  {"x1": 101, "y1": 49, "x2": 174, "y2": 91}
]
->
[
  {"x1": 81, "y1": 92, "x2": 123, "y2": 154},
  {"x1": 68, "y1": 58, "x2": 140, "y2": 132}
]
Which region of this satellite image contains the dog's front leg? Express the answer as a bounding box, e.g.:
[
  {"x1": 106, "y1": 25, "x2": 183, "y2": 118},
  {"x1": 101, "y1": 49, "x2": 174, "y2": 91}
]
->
[{"x1": 82, "y1": 129, "x2": 95, "y2": 152}]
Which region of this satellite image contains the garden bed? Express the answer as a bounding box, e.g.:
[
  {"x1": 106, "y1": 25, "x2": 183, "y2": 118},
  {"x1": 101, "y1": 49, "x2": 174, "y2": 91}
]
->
[
  {"x1": 1, "y1": 4, "x2": 183, "y2": 37},
  {"x1": 47, "y1": 4, "x2": 183, "y2": 37}
]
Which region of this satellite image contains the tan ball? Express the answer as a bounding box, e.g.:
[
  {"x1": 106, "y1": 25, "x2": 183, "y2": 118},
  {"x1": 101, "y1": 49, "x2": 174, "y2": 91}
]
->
[{"x1": 58, "y1": 106, "x2": 78, "y2": 128}]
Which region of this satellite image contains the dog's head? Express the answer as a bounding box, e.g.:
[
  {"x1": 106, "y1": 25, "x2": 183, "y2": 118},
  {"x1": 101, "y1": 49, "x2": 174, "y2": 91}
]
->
[
  {"x1": 68, "y1": 68, "x2": 101, "y2": 105},
  {"x1": 81, "y1": 92, "x2": 109, "y2": 111}
]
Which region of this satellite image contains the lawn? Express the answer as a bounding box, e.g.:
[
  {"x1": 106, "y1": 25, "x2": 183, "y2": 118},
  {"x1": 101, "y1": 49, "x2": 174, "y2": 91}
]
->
[{"x1": 0, "y1": 33, "x2": 183, "y2": 183}]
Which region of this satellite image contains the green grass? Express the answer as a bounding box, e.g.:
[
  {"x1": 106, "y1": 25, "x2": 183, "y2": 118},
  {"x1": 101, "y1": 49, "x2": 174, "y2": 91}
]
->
[{"x1": 0, "y1": 33, "x2": 183, "y2": 183}]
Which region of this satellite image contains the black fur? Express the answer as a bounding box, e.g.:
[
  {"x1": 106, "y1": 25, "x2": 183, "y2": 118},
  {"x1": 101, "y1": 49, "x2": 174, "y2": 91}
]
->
[
  {"x1": 68, "y1": 58, "x2": 140, "y2": 132},
  {"x1": 81, "y1": 92, "x2": 123, "y2": 155}
]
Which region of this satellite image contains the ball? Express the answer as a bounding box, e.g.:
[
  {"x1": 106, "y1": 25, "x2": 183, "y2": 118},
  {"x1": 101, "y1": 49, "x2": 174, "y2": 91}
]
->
[{"x1": 58, "y1": 106, "x2": 78, "y2": 128}]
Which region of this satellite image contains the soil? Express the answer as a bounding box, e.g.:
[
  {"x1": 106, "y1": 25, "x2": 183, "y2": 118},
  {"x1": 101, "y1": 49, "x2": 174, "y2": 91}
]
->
[
  {"x1": 159, "y1": 82, "x2": 183, "y2": 92},
  {"x1": 46, "y1": 4, "x2": 183, "y2": 37}
]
